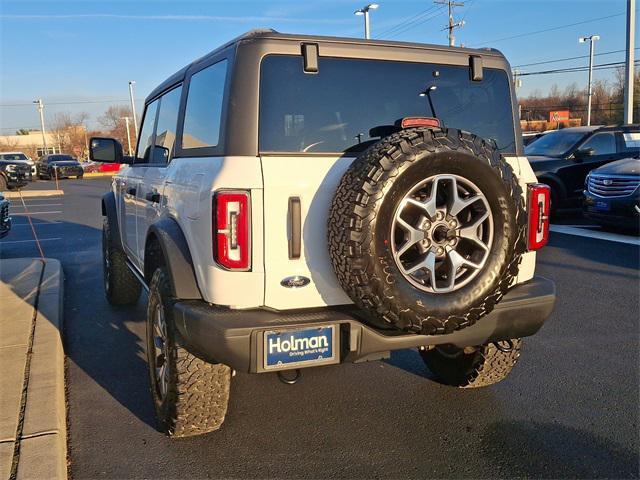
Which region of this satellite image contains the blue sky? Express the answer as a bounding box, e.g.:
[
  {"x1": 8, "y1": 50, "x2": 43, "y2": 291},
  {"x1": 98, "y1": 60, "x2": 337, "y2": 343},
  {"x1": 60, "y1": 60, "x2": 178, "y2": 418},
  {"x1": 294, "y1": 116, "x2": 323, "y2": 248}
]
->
[{"x1": 0, "y1": 0, "x2": 635, "y2": 132}]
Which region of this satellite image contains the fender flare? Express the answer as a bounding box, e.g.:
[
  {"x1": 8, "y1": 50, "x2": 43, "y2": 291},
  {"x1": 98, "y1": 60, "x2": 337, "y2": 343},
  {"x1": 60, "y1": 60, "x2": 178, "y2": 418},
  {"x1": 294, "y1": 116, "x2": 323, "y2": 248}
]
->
[
  {"x1": 146, "y1": 218, "x2": 203, "y2": 300},
  {"x1": 101, "y1": 191, "x2": 123, "y2": 250}
]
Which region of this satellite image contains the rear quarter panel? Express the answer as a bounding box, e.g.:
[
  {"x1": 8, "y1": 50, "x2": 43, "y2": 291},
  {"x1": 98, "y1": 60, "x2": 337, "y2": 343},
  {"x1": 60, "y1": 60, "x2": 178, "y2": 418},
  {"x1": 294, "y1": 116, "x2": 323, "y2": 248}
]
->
[{"x1": 161, "y1": 156, "x2": 264, "y2": 308}]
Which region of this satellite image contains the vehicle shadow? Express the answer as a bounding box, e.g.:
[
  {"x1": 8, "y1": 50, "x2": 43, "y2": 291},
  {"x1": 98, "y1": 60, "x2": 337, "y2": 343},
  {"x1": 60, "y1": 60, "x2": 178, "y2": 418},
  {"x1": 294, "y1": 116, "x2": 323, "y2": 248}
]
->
[
  {"x1": 0, "y1": 218, "x2": 158, "y2": 431},
  {"x1": 542, "y1": 233, "x2": 639, "y2": 272},
  {"x1": 483, "y1": 419, "x2": 639, "y2": 479}
]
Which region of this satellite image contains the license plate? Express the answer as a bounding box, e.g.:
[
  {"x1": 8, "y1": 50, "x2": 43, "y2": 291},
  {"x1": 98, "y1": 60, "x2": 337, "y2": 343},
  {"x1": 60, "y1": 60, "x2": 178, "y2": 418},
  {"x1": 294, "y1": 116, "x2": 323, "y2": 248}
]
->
[
  {"x1": 594, "y1": 201, "x2": 610, "y2": 211},
  {"x1": 263, "y1": 326, "x2": 336, "y2": 370}
]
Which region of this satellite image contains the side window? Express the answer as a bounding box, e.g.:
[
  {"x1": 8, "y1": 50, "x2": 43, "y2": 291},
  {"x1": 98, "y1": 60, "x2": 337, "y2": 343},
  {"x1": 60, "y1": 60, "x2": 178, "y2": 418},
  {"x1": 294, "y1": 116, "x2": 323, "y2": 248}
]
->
[
  {"x1": 153, "y1": 86, "x2": 182, "y2": 164},
  {"x1": 135, "y1": 100, "x2": 159, "y2": 164},
  {"x1": 580, "y1": 132, "x2": 617, "y2": 155},
  {"x1": 182, "y1": 60, "x2": 227, "y2": 149},
  {"x1": 621, "y1": 132, "x2": 640, "y2": 154}
]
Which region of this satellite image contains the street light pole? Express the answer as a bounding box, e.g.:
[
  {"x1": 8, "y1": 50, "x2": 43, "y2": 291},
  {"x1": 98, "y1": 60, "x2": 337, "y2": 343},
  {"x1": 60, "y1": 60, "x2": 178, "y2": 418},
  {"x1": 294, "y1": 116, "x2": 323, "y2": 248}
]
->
[
  {"x1": 623, "y1": 0, "x2": 636, "y2": 124},
  {"x1": 128, "y1": 81, "x2": 138, "y2": 135},
  {"x1": 33, "y1": 99, "x2": 47, "y2": 156},
  {"x1": 122, "y1": 116, "x2": 133, "y2": 156},
  {"x1": 354, "y1": 4, "x2": 379, "y2": 39},
  {"x1": 579, "y1": 34, "x2": 600, "y2": 126}
]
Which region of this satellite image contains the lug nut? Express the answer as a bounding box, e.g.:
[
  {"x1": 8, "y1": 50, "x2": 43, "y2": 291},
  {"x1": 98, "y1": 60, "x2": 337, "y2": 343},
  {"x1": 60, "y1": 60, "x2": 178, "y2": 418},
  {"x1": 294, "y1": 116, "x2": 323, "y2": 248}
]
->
[
  {"x1": 436, "y1": 211, "x2": 444, "y2": 220},
  {"x1": 449, "y1": 238, "x2": 456, "y2": 246},
  {"x1": 423, "y1": 221, "x2": 431, "y2": 230},
  {"x1": 449, "y1": 220, "x2": 457, "y2": 228},
  {"x1": 436, "y1": 247, "x2": 444, "y2": 255}
]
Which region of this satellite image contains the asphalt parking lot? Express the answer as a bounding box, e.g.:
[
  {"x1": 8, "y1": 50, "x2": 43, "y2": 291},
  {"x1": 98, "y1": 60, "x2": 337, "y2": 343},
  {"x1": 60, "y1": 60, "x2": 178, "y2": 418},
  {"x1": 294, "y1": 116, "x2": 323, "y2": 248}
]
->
[{"x1": 1, "y1": 177, "x2": 638, "y2": 479}]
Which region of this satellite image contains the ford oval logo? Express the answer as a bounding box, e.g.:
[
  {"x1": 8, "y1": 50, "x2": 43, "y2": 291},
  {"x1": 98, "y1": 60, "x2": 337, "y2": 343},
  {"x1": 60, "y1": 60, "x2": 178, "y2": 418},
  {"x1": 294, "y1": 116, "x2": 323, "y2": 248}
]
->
[
  {"x1": 280, "y1": 276, "x2": 311, "y2": 288},
  {"x1": 602, "y1": 179, "x2": 613, "y2": 186}
]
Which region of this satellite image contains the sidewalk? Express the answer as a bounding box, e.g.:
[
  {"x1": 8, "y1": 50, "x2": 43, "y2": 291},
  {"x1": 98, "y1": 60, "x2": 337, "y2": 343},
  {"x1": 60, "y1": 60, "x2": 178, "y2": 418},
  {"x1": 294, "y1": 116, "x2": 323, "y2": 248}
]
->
[{"x1": 0, "y1": 258, "x2": 66, "y2": 480}]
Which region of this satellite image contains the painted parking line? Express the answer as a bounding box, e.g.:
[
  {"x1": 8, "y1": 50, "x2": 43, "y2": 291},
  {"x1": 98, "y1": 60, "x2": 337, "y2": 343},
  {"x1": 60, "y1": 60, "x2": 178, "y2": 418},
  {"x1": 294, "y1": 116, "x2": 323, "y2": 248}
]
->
[
  {"x1": 11, "y1": 203, "x2": 64, "y2": 208},
  {"x1": 550, "y1": 225, "x2": 640, "y2": 246},
  {"x1": 12, "y1": 211, "x2": 63, "y2": 215},
  {"x1": 12, "y1": 222, "x2": 63, "y2": 227},
  {"x1": 0, "y1": 237, "x2": 62, "y2": 244}
]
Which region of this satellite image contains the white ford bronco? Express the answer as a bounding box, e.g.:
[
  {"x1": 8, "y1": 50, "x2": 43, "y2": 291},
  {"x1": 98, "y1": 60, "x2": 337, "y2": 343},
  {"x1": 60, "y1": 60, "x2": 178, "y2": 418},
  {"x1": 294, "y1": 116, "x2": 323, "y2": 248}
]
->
[{"x1": 90, "y1": 30, "x2": 556, "y2": 437}]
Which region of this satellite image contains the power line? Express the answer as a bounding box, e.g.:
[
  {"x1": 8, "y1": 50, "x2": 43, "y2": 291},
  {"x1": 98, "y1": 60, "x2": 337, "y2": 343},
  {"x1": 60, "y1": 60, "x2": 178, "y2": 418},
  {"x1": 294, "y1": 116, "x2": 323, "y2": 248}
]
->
[
  {"x1": 519, "y1": 59, "x2": 638, "y2": 76},
  {"x1": 377, "y1": 6, "x2": 440, "y2": 37},
  {"x1": 386, "y1": 7, "x2": 446, "y2": 39},
  {"x1": 0, "y1": 98, "x2": 140, "y2": 108},
  {"x1": 513, "y1": 48, "x2": 640, "y2": 68},
  {"x1": 476, "y1": 12, "x2": 625, "y2": 46}
]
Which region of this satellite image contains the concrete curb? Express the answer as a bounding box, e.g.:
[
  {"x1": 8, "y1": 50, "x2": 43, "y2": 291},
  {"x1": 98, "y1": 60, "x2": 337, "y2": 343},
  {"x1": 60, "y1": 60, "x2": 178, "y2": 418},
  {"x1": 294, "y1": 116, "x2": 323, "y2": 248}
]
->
[
  {"x1": 83, "y1": 172, "x2": 115, "y2": 177},
  {"x1": 4, "y1": 191, "x2": 64, "y2": 199},
  {"x1": 0, "y1": 259, "x2": 66, "y2": 480}
]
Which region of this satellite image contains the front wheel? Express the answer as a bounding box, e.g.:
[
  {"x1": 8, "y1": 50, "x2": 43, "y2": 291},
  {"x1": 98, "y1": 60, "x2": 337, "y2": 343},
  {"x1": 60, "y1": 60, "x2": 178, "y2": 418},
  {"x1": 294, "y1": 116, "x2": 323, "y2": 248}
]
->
[
  {"x1": 102, "y1": 218, "x2": 141, "y2": 305},
  {"x1": 146, "y1": 267, "x2": 232, "y2": 437},
  {"x1": 420, "y1": 338, "x2": 522, "y2": 388}
]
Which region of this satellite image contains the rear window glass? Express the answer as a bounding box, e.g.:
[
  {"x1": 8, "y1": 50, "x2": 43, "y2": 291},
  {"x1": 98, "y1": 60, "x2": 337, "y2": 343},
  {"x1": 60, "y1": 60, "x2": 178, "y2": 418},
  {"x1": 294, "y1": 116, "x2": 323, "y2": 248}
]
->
[
  {"x1": 259, "y1": 55, "x2": 516, "y2": 154},
  {"x1": 0, "y1": 153, "x2": 28, "y2": 161},
  {"x1": 50, "y1": 155, "x2": 74, "y2": 161},
  {"x1": 524, "y1": 130, "x2": 586, "y2": 157}
]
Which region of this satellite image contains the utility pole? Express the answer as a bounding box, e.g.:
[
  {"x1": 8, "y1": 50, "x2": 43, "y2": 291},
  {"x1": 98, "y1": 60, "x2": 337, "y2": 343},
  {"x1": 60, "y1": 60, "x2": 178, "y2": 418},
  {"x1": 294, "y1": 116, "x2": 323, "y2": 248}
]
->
[
  {"x1": 435, "y1": 0, "x2": 465, "y2": 47},
  {"x1": 122, "y1": 116, "x2": 133, "y2": 156},
  {"x1": 354, "y1": 4, "x2": 379, "y2": 39},
  {"x1": 128, "y1": 81, "x2": 138, "y2": 136},
  {"x1": 513, "y1": 69, "x2": 523, "y2": 90},
  {"x1": 579, "y1": 34, "x2": 600, "y2": 126},
  {"x1": 624, "y1": 0, "x2": 636, "y2": 124},
  {"x1": 33, "y1": 99, "x2": 47, "y2": 156}
]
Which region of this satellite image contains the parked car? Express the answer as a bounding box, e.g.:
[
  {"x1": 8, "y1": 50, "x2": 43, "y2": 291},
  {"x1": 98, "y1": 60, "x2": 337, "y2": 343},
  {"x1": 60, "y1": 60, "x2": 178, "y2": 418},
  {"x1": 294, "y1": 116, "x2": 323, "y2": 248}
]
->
[
  {"x1": 0, "y1": 157, "x2": 30, "y2": 190},
  {"x1": 583, "y1": 157, "x2": 640, "y2": 231},
  {"x1": 90, "y1": 29, "x2": 555, "y2": 438},
  {"x1": 525, "y1": 125, "x2": 640, "y2": 209},
  {"x1": 522, "y1": 131, "x2": 547, "y2": 146},
  {"x1": 0, "y1": 152, "x2": 36, "y2": 179},
  {"x1": 0, "y1": 193, "x2": 11, "y2": 239},
  {"x1": 37, "y1": 154, "x2": 84, "y2": 180}
]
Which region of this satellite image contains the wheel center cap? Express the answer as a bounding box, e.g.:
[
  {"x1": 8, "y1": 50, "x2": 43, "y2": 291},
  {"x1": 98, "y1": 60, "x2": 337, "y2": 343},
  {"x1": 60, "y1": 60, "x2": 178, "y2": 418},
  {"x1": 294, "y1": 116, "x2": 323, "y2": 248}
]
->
[{"x1": 432, "y1": 224, "x2": 450, "y2": 244}]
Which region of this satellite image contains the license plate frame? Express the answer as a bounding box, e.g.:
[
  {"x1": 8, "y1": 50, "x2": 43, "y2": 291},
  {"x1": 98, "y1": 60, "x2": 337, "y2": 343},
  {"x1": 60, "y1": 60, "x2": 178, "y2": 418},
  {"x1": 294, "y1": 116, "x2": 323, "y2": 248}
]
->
[
  {"x1": 594, "y1": 200, "x2": 611, "y2": 211},
  {"x1": 262, "y1": 325, "x2": 338, "y2": 371}
]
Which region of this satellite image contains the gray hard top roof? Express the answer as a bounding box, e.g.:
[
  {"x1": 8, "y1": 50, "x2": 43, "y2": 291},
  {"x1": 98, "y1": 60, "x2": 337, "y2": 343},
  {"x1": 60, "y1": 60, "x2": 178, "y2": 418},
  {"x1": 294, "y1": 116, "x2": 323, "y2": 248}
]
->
[{"x1": 146, "y1": 29, "x2": 506, "y2": 102}]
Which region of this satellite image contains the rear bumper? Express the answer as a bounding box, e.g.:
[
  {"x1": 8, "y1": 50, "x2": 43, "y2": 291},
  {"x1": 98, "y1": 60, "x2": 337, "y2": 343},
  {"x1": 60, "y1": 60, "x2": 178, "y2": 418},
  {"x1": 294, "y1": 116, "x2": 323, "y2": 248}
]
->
[{"x1": 174, "y1": 276, "x2": 556, "y2": 373}]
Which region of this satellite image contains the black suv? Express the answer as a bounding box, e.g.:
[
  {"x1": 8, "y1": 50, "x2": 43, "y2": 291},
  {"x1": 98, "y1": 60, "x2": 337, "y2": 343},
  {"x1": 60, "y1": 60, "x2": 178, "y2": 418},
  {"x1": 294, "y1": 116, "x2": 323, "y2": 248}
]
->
[
  {"x1": 0, "y1": 158, "x2": 30, "y2": 190},
  {"x1": 0, "y1": 193, "x2": 10, "y2": 239},
  {"x1": 37, "y1": 154, "x2": 84, "y2": 180},
  {"x1": 525, "y1": 125, "x2": 640, "y2": 209}
]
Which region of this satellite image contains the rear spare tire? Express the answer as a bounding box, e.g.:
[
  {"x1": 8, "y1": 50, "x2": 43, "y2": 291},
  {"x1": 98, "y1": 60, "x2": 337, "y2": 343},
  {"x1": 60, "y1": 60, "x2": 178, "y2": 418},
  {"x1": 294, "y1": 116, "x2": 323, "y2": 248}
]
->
[{"x1": 328, "y1": 127, "x2": 526, "y2": 335}]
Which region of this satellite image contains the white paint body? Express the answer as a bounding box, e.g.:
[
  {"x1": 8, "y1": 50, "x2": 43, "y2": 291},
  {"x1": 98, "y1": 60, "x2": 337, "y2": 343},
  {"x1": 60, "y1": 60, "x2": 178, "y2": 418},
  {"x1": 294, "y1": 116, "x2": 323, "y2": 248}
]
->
[{"x1": 115, "y1": 154, "x2": 538, "y2": 311}]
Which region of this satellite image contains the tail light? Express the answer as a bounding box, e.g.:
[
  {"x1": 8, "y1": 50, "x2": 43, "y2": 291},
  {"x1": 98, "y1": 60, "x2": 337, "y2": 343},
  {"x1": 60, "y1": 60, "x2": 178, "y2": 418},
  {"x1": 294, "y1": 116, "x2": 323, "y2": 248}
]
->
[
  {"x1": 527, "y1": 183, "x2": 550, "y2": 250},
  {"x1": 213, "y1": 191, "x2": 250, "y2": 270}
]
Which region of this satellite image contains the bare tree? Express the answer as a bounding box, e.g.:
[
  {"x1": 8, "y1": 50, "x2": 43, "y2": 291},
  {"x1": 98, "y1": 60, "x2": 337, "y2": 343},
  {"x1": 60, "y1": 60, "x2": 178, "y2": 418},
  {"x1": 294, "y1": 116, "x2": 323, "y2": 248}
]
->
[
  {"x1": 519, "y1": 76, "x2": 639, "y2": 129},
  {"x1": 50, "y1": 111, "x2": 90, "y2": 158},
  {"x1": 97, "y1": 105, "x2": 134, "y2": 150}
]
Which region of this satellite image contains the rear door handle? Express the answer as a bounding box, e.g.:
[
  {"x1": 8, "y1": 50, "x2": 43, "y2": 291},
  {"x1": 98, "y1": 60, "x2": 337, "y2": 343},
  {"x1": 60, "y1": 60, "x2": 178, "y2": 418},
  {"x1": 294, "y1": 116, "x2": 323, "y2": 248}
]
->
[
  {"x1": 288, "y1": 197, "x2": 301, "y2": 259},
  {"x1": 126, "y1": 187, "x2": 136, "y2": 196},
  {"x1": 146, "y1": 192, "x2": 161, "y2": 203}
]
